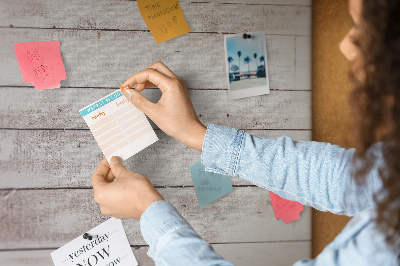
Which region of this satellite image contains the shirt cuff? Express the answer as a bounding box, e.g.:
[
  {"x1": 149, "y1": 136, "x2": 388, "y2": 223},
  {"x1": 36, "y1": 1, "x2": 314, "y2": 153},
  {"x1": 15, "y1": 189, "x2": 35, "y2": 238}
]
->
[
  {"x1": 201, "y1": 124, "x2": 245, "y2": 176},
  {"x1": 140, "y1": 200, "x2": 192, "y2": 260}
]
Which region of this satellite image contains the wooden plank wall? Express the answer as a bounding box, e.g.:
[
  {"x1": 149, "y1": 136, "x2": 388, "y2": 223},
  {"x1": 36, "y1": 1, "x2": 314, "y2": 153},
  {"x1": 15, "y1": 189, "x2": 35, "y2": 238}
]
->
[{"x1": 0, "y1": 0, "x2": 312, "y2": 265}]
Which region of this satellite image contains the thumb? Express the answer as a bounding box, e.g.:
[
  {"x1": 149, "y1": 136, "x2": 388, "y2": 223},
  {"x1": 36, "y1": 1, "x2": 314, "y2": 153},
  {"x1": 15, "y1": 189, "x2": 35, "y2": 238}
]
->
[
  {"x1": 122, "y1": 89, "x2": 155, "y2": 115},
  {"x1": 92, "y1": 158, "x2": 111, "y2": 188},
  {"x1": 109, "y1": 156, "x2": 129, "y2": 178}
]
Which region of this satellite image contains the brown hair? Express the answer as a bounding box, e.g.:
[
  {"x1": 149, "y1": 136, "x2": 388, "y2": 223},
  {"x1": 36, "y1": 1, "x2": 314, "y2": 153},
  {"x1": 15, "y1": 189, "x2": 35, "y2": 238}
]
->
[{"x1": 350, "y1": 0, "x2": 400, "y2": 251}]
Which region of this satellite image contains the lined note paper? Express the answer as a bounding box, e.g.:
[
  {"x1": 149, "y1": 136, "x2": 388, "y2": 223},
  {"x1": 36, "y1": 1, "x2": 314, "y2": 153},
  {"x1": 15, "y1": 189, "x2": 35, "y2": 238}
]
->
[
  {"x1": 14, "y1": 41, "x2": 66, "y2": 90},
  {"x1": 137, "y1": 0, "x2": 191, "y2": 44},
  {"x1": 80, "y1": 90, "x2": 158, "y2": 162}
]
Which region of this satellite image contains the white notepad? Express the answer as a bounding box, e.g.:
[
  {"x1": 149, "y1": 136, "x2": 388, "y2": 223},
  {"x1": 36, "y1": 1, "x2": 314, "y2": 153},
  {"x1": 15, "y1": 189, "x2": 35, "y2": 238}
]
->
[{"x1": 80, "y1": 90, "x2": 158, "y2": 162}]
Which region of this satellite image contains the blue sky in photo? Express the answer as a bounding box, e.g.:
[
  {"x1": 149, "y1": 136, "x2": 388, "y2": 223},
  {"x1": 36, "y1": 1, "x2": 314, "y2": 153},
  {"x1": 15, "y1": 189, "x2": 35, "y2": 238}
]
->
[{"x1": 226, "y1": 32, "x2": 266, "y2": 73}]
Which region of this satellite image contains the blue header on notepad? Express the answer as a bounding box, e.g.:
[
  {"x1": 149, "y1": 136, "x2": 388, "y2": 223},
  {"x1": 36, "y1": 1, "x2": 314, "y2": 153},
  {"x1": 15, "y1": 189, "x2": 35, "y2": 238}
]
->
[{"x1": 80, "y1": 91, "x2": 123, "y2": 117}]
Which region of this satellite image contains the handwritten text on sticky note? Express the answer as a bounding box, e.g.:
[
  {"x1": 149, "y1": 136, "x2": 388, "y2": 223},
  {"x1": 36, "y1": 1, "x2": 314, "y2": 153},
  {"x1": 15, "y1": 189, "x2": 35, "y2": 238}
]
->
[
  {"x1": 269, "y1": 191, "x2": 304, "y2": 224},
  {"x1": 137, "y1": 0, "x2": 191, "y2": 44},
  {"x1": 190, "y1": 161, "x2": 233, "y2": 208},
  {"x1": 14, "y1": 41, "x2": 66, "y2": 90}
]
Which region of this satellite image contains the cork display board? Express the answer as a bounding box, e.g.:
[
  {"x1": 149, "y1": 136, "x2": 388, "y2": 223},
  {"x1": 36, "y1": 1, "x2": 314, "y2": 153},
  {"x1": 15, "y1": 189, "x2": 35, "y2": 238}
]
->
[{"x1": 312, "y1": 0, "x2": 353, "y2": 257}]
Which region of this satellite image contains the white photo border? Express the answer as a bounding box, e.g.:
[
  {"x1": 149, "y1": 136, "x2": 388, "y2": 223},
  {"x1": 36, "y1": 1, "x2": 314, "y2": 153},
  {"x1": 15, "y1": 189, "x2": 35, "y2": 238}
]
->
[{"x1": 224, "y1": 31, "x2": 270, "y2": 100}]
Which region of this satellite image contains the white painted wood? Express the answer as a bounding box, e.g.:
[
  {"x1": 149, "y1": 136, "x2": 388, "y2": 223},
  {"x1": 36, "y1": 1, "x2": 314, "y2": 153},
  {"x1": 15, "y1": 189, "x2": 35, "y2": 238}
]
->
[
  {"x1": 0, "y1": 129, "x2": 311, "y2": 189},
  {"x1": 192, "y1": 0, "x2": 311, "y2": 6},
  {"x1": 0, "y1": 188, "x2": 312, "y2": 249},
  {"x1": 0, "y1": 241, "x2": 311, "y2": 266},
  {"x1": 0, "y1": 29, "x2": 303, "y2": 91},
  {"x1": 295, "y1": 36, "x2": 312, "y2": 91},
  {"x1": 0, "y1": 1, "x2": 311, "y2": 35},
  {"x1": 0, "y1": 247, "x2": 153, "y2": 266},
  {"x1": 180, "y1": 0, "x2": 311, "y2": 5},
  {"x1": 0, "y1": 88, "x2": 311, "y2": 130},
  {"x1": 179, "y1": 0, "x2": 311, "y2": 6},
  {"x1": 214, "y1": 241, "x2": 311, "y2": 266}
]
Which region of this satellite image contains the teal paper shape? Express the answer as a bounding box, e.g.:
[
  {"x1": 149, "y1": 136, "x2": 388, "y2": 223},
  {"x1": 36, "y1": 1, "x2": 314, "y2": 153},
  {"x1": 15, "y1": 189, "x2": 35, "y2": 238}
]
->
[{"x1": 189, "y1": 160, "x2": 233, "y2": 208}]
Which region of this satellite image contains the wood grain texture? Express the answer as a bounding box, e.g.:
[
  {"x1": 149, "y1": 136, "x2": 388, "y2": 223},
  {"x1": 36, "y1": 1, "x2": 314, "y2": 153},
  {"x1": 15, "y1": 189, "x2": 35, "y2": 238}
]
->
[
  {"x1": 0, "y1": 188, "x2": 312, "y2": 249},
  {"x1": 0, "y1": 1, "x2": 311, "y2": 35},
  {"x1": 0, "y1": 129, "x2": 310, "y2": 189},
  {"x1": 213, "y1": 241, "x2": 311, "y2": 266},
  {"x1": 0, "y1": 88, "x2": 311, "y2": 130},
  {"x1": 178, "y1": 0, "x2": 311, "y2": 5},
  {"x1": 0, "y1": 241, "x2": 311, "y2": 266},
  {"x1": 295, "y1": 36, "x2": 312, "y2": 91},
  {"x1": 312, "y1": 0, "x2": 352, "y2": 258},
  {"x1": 0, "y1": 28, "x2": 310, "y2": 91}
]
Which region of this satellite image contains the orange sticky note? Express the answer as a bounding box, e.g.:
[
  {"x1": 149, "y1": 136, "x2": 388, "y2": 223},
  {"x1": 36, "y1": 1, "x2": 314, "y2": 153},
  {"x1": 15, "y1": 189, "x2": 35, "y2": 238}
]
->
[
  {"x1": 14, "y1": 41, "x2": 66, "y2": 90},
  {"x1": 269, "y1": 191, "x2": 304, "y2": 224},
  {"x1": 137, "y1": 0, "x2": 191, "y2": 44}
]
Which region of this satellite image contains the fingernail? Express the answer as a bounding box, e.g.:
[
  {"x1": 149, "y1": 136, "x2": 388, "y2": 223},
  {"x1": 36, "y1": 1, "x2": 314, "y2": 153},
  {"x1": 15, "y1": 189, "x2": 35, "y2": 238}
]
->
[
  {"x1": 124, "y1": 89, "x2": 133, "y2": 100},
  {"x1": 110, "y1": 156, "x2": 122, "y2": 165}
]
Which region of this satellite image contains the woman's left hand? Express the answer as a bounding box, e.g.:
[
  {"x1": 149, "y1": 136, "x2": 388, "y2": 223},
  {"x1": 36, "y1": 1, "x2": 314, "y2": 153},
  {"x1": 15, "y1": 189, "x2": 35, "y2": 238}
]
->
[{"x1": 91, "y1": 157, "x2": 164, "y2": 219}]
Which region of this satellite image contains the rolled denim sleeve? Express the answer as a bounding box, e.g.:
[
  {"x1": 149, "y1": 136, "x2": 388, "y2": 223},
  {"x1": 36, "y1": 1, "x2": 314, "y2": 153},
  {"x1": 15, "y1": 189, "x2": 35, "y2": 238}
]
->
[
  {"x1": 140, "y1": 200, "x2": 234, "y2": 265},
  {"x1": 201, "y1": 124, "x2": 383, "y2": 216}
]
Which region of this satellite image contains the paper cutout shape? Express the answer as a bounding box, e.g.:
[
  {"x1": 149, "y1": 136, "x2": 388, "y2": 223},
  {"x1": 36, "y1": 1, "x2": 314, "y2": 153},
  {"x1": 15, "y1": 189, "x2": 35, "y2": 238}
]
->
[
  {"x1": 14, "y1": 41, "x2": 66, "y2": 90},
  {"x1": 79, "y1": 90, "x2": 158, "y2": 163},
  {"x1": 269, "y1": 191, "x2": 304, "y2": 223},
  {"x1": 190, "y1": 161, "x2": 233, "y2": 208},
  {"x1": 137, "y1": 0, "x2": 191, "y2": 44},
  {"x1": 51, "y1": 218, "x2": 138, "y2": 266}
]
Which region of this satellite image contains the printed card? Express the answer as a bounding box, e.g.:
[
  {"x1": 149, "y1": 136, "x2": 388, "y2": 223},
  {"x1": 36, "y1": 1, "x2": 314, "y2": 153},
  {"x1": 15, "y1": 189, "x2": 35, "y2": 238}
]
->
[
  {"x1": 190, "y1": 160, "x2": 233, "y2": 208},
  {"x1": 51, "y1": 218, "x2": 137, "y2": 266},
  {"x1": 14, "y1": 41, "x2": 67, "y2": 90},
  {"x1": 80, "y1": 90, "x2": 158, "y2": 162}
]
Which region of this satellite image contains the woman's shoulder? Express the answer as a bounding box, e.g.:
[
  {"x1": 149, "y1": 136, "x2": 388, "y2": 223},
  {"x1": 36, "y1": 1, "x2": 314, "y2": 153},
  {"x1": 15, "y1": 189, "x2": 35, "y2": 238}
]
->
[{"x1": 323, "y1": 209, "x2": 399, "y2": 265}]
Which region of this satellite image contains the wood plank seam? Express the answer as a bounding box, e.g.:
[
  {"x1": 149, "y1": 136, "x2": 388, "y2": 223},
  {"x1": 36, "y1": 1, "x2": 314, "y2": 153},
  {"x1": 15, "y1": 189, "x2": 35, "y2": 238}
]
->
[
  {"x1": 0, "y1": 240, "x2": 312, "y2": 251},
  {"x1": 0, "y1": 86, "x2": 312, "y2": 92},
  {"x1": 0, "y1": 26, "x2": 311, "y2": 37}
]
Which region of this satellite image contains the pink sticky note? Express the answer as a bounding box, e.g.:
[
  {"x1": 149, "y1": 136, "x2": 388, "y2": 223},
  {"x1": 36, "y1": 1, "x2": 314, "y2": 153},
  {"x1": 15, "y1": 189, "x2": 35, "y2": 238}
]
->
[
  {"x1": 14, "y1": 41, "x2": 66, "y2": 90},
  {"x1": 269, "y1": 191, "x2": 304, "y2": 224}
]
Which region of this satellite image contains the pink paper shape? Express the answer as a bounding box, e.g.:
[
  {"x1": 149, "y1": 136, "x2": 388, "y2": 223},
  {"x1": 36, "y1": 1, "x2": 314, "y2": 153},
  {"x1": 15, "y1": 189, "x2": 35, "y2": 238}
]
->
[
  {"x1": 269, "y1": 191, "x2": 304, "y2": 224},
  {"x1": 14, "y1": 41, "x2": 67, "y2": 90}
]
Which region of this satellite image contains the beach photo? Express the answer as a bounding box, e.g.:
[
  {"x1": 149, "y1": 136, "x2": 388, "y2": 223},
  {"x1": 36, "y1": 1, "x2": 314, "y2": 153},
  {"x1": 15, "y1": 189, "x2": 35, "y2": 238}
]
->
[{"x1": 224, "y1": 31, "x2": 270, "y2": 100}]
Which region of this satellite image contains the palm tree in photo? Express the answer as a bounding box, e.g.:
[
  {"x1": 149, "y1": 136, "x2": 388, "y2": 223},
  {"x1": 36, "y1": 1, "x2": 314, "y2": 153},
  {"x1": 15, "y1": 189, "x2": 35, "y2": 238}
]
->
[
  {"x1": 227, "y1": 56, "x2": 233, "y2": 73},
  {"x1": 260, "y1": 55, "x2": 265, "y2": 71},
  {"x1": 231, "y1": 64, "x2": 239, "y2": 73},
  {"x1": 253, "y1": 53, "x2": 258, "y2": 74},
  {"x1": 244, "y1": 56, "x2": 251, "y2": 78},
  {"x1": 237, "y1": 51, "x2": 242, "y2": 76}
]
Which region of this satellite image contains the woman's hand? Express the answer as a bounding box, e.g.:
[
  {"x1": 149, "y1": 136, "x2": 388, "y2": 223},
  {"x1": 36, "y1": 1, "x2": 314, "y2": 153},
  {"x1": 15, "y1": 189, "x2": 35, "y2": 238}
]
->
[
  {"x1": 91, "y1": 157, "x2": 164, "y2": 219},
  {"x1": 120, "y1": 61, "x2": 207, "y2": 151}
]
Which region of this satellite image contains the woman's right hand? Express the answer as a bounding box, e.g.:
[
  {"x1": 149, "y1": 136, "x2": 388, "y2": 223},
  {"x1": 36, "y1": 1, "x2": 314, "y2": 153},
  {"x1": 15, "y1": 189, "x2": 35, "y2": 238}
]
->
[{"x1": 120, "y1": 61, "x2": 207, "y2": 151}]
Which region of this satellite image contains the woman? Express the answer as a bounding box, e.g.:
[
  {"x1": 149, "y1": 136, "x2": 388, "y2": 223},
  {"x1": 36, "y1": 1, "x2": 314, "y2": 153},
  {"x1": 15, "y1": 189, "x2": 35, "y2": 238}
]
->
[{"x1": 91, "y1": 0, "x2": 400, "y2": 264}]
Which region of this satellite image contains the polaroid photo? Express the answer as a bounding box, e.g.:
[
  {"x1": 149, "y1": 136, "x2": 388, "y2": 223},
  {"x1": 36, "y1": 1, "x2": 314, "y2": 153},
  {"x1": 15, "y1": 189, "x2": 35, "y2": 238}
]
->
[{"x1": 224, "y1": 31, "x2": 270, "y2": 100}]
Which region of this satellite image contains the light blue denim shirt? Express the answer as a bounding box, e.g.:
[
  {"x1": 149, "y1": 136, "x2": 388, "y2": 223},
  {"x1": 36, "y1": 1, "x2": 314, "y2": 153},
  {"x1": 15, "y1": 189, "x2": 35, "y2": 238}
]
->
[{"x1": 140, "y1": 124, "x2": 399, "y2": 265}]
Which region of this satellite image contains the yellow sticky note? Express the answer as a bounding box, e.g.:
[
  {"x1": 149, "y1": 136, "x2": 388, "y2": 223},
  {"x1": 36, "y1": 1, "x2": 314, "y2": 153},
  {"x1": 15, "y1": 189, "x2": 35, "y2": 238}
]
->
[{"x1": 137, "y1": 0, "x2": 191, "y2": 44}]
